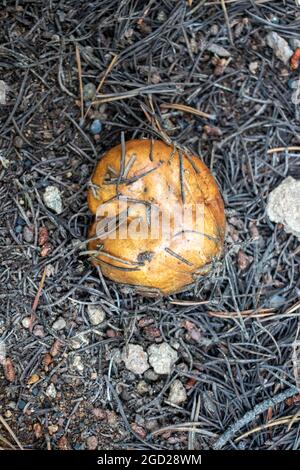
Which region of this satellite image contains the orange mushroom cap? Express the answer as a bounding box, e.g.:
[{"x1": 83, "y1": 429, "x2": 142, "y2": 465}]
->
[{"x1": 87, "y1": 139, "x2": 225, "y2": 295}]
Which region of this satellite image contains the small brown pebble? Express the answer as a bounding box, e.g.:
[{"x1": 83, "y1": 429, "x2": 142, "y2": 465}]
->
[
  {"x1": 143, "y1": 326, "x2": 161, "y2": 339},
  {"x1": 51, "y1": 374, "x2": 58, "y2": 384},
  {"x1": 138, "y1": 317, "x2": 154, "y2": 328},
  {"x1": 249, "y1": 221, "x2": 260, "y2": 240},
  {"x1": 138, "y1": 22, "x2": 152, "y2": 35},
  {"x1": 50, "y1": 339, "x2": 61, "y2": 357},
  {"x1": 92, "y1": 408, "x2": 107, "y2": 420},
  {"x1": 4, "y1": 357, "x2": 15, "y2": 382},
  {"x1": 185, "y1": 377, "x2": 197, "y2": 390},
  {"x1": 237, "y1": 249, "x2": 253, "y2": 270},
  {"x1": 290, "y1": 47, "x2": 300, "y2": 70},
  {"x1": 40, "y1": 242, "x2": 53, "y2": 257},
  {"x1": 43, "y1": 353, "x2": 53, "y2": 369},
  {"x1": 86, "y1": 435, "x2": 98, "y2": 450},
  {"x1": 131, "y1": 422, "x2": 146, "y2": 439},
  {"x1": 213, "y1": 58, "x2": 228, "y2": 76},
  {"x1": 106, "y1": 328, "x2": 116, "y2": 338},
  {"x1": 14, "y1": 136, "x2": 23, "y2": 148},
  {"x1": 286, "y1": 394, "x2": 300, "y2": 406},
  {"x1": 33, "y1": 324, "x2": 45, "y2": 338},
  {"x1": 181, "y1": 320, "x2": 195, "y2": 331},
  {"x1": 203, "y1": 124, "x2": 222, "y2": 137},
  {"x1": 182, "y1": 320, "x2": 202, "y2": 343},
  {"x1": 38, "y1": 226, "x2": 48, "y2": 246},
  {"x1": 33, "y1": 422, "x2": 43, "y2": 439},
  {"x1": 57, "y1": 435, "x2": 70, "y2": 450}
]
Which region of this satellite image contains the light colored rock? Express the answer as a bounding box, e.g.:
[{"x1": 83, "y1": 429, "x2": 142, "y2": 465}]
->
[
  {"x1": 267, "y1": 176, "x2": 300, "y2": 239},
  {"x1": 48, "y1": 424, "x2": 58, "y2": 435},
  {"x1": 21, "y1": 317, "x2": 31, "y2": 329},
  {"x1": 72, "y1": 355, "x2": 84, "y2": 373},
  {"x1": 136, "y1": 380, "x2": 149, "y2": 396},
  {"x1": 249, "y1": 61, "x2": 259, "y2": 74},
  {"x1": 52, "y1": 317, "x2": 66, "y2": 330},
  {"x1": 167, "y1": 380, "x2": 187, "y2": 405},
  {"x1": 0, "y1": 155, "x2": 10, "y2": 168},
  {"x1": 33, "y1": 324, "x2": 45, "y2": 338},
  {"x1": 0, "y1": 80, "x2": 6, "y2": 105},
  {"x1": 143, "y1": 369, "x2": 159, "y2": 382},
  {"x1": 86, "y1": 435, "x2": 98, "y2": 450},
  {"x1": 266, "y1": 32, "x2": 293, "y2": 64},
  {"x1": 207, "y1": 44, "x2": 231, "y2": 57},
  {"x1": 87, "y1": 304, "x2": 105, "y2": 325},
  {"x1": 290, "y1": 38, "x2": 300, "y2": 49},
  {"x1": 46, "y1": 383, "x2": 57, "y2": 399},
  {"x1": 23, "y1": 226, "x2": 34, "y2": 243},
  {"x1": 70, "y1": 333, "x2": 89, "y2": 350},
  {"x1": 43, "y1": 186, "x2": 63, "y2": 214},
  {"x1": 148, "y1": 343, "x2": 178, "y2": 375},
  {"x1": 122, "y1": 344, "x2": 149, "y2": 375}
]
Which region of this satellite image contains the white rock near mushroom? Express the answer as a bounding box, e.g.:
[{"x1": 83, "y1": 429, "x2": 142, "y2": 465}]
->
[
  {"x1": 266, "y1": 32, "x2": 293, "y2": 64},
  {"x1": 43, "y1": 186, "x2": 63, "y2": 214},
  {"x1": 167, "y1": 380, "x2": 187, "y2": 405},
  {"x1": 87, "y1": 304, "x2": 106, "y2": 326},
  {"x1": 266, "y1": 176, "x2": 300, "y2": 239},
  {"x1": 148, "y1": 343, "x2": 178, "y2": 375},
  {"x1": 122, "y1": 344, "x2": 149, "y2": 375}
]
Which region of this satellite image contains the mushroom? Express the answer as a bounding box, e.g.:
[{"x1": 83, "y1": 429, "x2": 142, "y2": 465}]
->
[{"x1": 87, "y1": 139, "x2": 225, "y2": 295}]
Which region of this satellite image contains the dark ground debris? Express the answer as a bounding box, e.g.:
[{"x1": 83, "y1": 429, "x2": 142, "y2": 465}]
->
[{"x1": 1, "y1": 0, "x2": 300, "y2": 451}]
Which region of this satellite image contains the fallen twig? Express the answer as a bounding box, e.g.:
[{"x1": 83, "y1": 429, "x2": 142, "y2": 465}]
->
[{"x1": 213, "y1": 386, "x2": 300, "y2": 449}]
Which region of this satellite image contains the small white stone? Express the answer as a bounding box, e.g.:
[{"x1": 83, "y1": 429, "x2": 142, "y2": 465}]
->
[
  {"x1": 122, "y1": 344, "x2": 149, "y2": 375},
  {"x1": 46, "y1": 383, "x2": 57, "y2": 399},
  {"x1": 167, "y1": 380, "x2": 187, "y2": 405},
  {"x1": 267, "y1": 176, "x2": 300, "y2": 239},
  {"x1": 52, "y1": 317, "x2": 66, "y2": 330},
  {"x1": 148, "y1": 343, "x2": 178, "y2": 375},
  {"x1": 70, "y1": 333, "x2": 89, "y2": 350},
  {"x1": 72, "y1": 355, "x2": 84, "y2": 373},
  {"x1": 266, "y1": 32, "x2": 293, "y2": 64},
  {"x1": 0, "y1": 80, "x2": 6, "y2": 105},
  {"x1": 249, "y1": 61, "x2": 259, "y2": 74},
  {"x1": 87, "y1": 305, "x2": 106, "y2": 326},
  {"x1": 43, "y1": 186, "x2": 63, "y2": 214},
  {"x1": 207, "y1": 43, "x2": 231, "y2": 57},
  {"x1": 22, "y1": 317, "x2": 31, "y2": 329}
]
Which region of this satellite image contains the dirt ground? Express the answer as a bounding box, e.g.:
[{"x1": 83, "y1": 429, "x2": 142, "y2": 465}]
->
[{"x1": 1, "y1": 0, "x2": 300, "y2": 451}]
